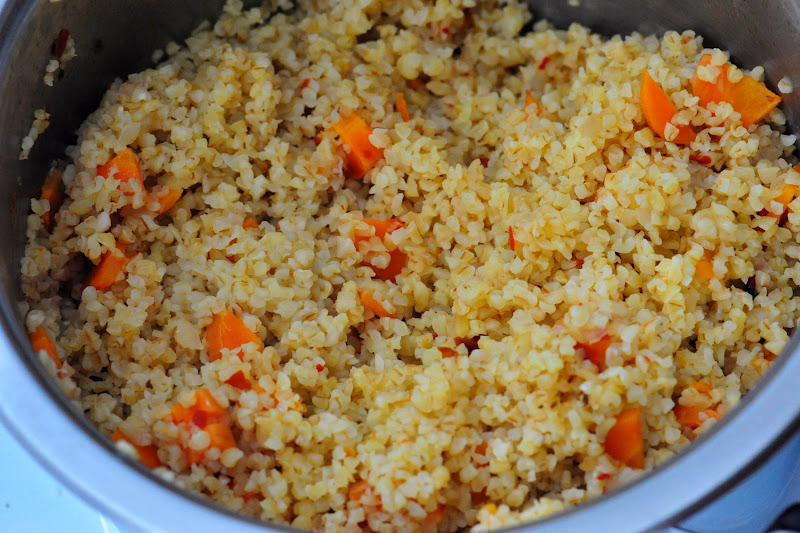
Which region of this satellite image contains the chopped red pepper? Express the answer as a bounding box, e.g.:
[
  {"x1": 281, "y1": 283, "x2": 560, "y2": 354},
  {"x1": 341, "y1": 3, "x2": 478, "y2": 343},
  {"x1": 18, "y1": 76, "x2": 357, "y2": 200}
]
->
[
  {"x1": 597, "y1": 473, "x2": 612, "y2": 481},
  {"x1": 316, "y1": 363, "x2": 325, "y2": 372},
  {"x1": 439, "y1": 347, "x2": 459, "y2": 358},
  {"x1": 53, "y1": 29, "x2": 69, "y2": 58},
  {"x1": 480, "y1": 158, "x2": 489, "y2": 167},
  {"x1": 300, "y1": 78, "x2": 311, "y2": 89},
  {"x1": 690, "y1": 154, "x2": 712, "y2": 165},
  {"x1": 455, "y1": 335, "x2": 483, "y2": 352},
  {"x1": 508, "y1": 227, "x2": 516, "y2": 251},
  {"x1": 224, "y1": 370, "x2": 253, "y2": 390},
  {"x1": 192, "y1": 410, "x2": 208, "y2": 429}
]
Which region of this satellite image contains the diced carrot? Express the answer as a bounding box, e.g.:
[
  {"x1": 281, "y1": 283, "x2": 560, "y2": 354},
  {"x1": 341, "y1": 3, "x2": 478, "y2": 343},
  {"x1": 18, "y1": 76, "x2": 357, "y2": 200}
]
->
[
  {"x1": 242, "y1": 217, "x2": 259, "y2": 230},
  {"x1": 692, "y1": 54, "x2": 781, "y2": 127},
  {"x1": 205, "y1": 423, "x2": 237, "y2": 451},
  {"x1": 333, "y1": 112, "x2": 384, "y2": 179},
  {"x1": 765, "y1": 183, "x2": 800, "y2": 220},
  {"x1": 396, "y1": 93, "x2": 411, "y2": 122},
  {"x1": 353, "y1": 219, "x2": 407, "y2": 282},
  {"x1": 695, "y1": 250, "x2": 715, "y2": 281},
  {"x1": 690, "y1": 381, "x2": 712, "y2": 394},
  {"x1": 674, "y1": 404, "x2": 721, "y2": 429},
  {"x1": 349, "y1": 480, "x2": 371, "y2": 501},
  {"x1": 111, "y1": 428, "x2": 163, "y2": 469},
  {"x1": 508, "y1": 226, "x2": 516, "y2": 251},
  {"x1": 360, "y1": 291, "x2": 394, "y2": 319},
  {"x1": 640, "y1": 71, "x2": 696, "y2": 145},
  {"x1": 357, "y1": 219, "x2": 404, "y2": 241},
  {"x1": 39, "y1": 171, "x2": 63, "y2": 231},
  {"x1": 604, "y1": 408, "x2": 645, "y2": 469},
  {"x1": 205, "y1": 310, "x2": 263, "y2": 362},
  {"x1": 30, "y1": 326, "x2": 61, "y2": 370},
  {"x1": 170, "y1": 403, "x2": 194, "y2": 425},
  {"x1": 169, "y1": 389, "x2": 235, "y2": 464},
  {"x1": 439, "y1": 347, "x2": 459, "y2": 358},
  {"x1": 225, "y1": 370, "x2": 253, "y2": 391},
  {"x1": 576, "y1": 334, "x2": 611, "y2": 369},
  {"x1": 87, "y1": 242, "x2": 129, "y2": 290},
  {"x1": 370, "y1": 249, "x2": 407, "y2": 282},
  {"x1": 155, "y1": 189, "x2": 182, "y2": 214},
  {"x1": 193, "y1": 389, "x2": 228, "y2": 422},
  {"x1": 97, "y1": 148, "x2": 146, "y2": 196},
  {"x1": 524, "y1": 90, "x2": 538, "y2": 113},
  {"x1": 421, "y1": 504, "x2": 448, "y2": 527}
]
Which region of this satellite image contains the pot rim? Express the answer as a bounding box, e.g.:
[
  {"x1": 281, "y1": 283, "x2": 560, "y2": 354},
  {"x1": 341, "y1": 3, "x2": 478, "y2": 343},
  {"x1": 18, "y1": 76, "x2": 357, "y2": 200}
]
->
[{"x1": 2, "y1": 0, "x2": 800, "y2": 532}]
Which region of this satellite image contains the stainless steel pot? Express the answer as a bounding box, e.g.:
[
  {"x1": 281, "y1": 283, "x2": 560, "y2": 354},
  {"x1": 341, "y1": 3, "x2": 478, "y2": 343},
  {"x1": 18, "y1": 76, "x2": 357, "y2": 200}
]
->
[{"x1": 1, "y1": 1, "x2": 799, "y2": 532}]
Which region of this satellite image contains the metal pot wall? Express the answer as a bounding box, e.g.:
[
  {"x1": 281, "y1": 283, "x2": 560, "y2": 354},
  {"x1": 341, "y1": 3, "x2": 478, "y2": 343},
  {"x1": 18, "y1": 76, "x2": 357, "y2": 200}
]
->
[{"x1": 0, "y1": 1, "x2": 799, "y2": 532}]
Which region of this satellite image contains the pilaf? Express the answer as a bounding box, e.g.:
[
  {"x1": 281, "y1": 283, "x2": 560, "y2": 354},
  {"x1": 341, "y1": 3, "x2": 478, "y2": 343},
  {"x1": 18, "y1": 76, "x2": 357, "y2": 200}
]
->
[{"x1": 21, "y1": 0, "x2": 800, "y2": 531}]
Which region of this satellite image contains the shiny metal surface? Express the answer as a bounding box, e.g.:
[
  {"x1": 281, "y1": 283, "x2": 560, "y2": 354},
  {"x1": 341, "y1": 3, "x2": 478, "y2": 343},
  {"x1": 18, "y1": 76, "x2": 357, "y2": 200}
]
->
[{"x1": 0, "y1": 1, "x2": 799, "y2": 532}]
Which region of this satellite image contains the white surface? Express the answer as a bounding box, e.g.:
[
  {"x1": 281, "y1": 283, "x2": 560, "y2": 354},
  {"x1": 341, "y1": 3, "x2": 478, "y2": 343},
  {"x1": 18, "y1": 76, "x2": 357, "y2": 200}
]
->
[{"x1": 0, "y1": 425, "x2": 120, "y2": 533}]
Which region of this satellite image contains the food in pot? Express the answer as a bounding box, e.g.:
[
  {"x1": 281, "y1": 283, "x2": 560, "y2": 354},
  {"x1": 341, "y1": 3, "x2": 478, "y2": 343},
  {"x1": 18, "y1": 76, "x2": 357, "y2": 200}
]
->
[{"x1": 20, "y1": 0, "x2": 797, "y2": 530}]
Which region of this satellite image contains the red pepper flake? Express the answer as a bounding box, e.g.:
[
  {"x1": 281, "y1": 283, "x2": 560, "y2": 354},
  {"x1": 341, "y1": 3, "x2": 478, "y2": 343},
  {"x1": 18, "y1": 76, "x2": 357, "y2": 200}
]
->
[
  {"x1": 53, "y1": 29, "x2": 69, "y2": 58},
  {"x1": 690, "y1": 154, "x2": 712, "y2": 165},
  {"x1": 243, "y1": 492, "x2": 258, "y2": 503},
  {"x1": 597, "y1": 473, "x2": 612, "y2": 481},
  {"x1": 538, "y1": 56, "x2": 551, "y2": 70},
  {"x1": 314, "y1": 135, "x2": 322, "y2": 146},
  {"x1": 300, "y1": 78, "x2": 311, "y2": 89},
  {"x1": 508, "y1": 227, "x2": 516, "y2": 251},
  {"x1": 480, "y1": 158, "x2": 489, "y2": 167},
  {"x1": 441, "y1": 27, "x2": 451, "y2": 37},
  {"x1": 575, "y1": 258, "x2": 584, "y2": 268},
  {"x1": 445, "y1": 102, "x2": 455, "y2": 109},
  {"x1": 316, "y1": 363, "x2": 325, "y2": 372}
]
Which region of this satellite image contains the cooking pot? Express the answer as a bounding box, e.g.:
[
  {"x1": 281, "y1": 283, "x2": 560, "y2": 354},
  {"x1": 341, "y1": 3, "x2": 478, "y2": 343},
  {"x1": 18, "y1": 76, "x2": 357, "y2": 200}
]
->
[{"x1": 1, "y1": 1, "x2": 799, "y2": 532}]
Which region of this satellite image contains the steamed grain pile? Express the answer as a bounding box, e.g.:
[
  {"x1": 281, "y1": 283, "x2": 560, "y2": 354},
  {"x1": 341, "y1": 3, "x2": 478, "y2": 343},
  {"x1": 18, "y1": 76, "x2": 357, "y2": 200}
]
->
[{"x1": 21, "y1": 0, "x2": 800, "y2": 531}]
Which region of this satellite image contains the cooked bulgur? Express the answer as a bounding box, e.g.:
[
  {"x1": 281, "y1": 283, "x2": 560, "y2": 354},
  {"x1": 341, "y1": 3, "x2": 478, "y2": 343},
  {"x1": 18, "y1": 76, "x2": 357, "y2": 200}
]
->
[{"x1": 21, "y1": 0, "x2": 800, "y2": 531}]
